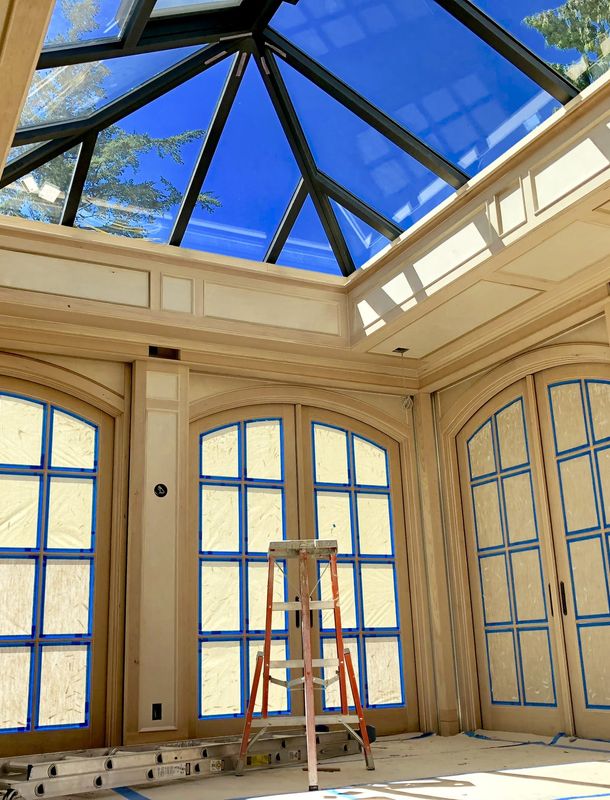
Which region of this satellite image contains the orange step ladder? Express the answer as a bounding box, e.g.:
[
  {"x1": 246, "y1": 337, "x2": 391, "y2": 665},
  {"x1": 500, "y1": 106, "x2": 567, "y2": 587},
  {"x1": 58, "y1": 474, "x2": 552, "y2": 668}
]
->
[{"x1": 236, "y1": 539, "x2": 374, "y2": 791}]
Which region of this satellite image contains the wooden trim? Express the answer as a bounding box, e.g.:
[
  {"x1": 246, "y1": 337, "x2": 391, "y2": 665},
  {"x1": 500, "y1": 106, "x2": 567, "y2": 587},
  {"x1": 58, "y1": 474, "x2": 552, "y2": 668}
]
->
[
  {"x1": 439, "y1": 344, "x2": 610, "y2": 437},
  {"x1": 412, "y1": 394, "x2": 459, "y2": 735},
  {"x1": 400, "y1": 401, "x2": 439, "y2": 733},
  {"x1": 189, "y1": 385, "x2": 412, "y2": 442},
  {"x1": 0, "y1": 351, "x2": 125, "y2": 415},
  {"x1": 105, "y1": 365, "x2": 131, "y2": 745}
]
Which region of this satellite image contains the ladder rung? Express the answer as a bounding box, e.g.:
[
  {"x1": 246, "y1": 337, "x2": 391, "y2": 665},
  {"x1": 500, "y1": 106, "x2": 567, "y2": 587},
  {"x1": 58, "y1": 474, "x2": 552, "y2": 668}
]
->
[
  {"x1": 269, "y1": 658, "x2": 339, "y2": 669},
  {"x1": 251, "y1": 714, "x2": 359, "y2": 728},
  {"x1": 272, "y1": 600, "x2": 335, "y2": 611}
]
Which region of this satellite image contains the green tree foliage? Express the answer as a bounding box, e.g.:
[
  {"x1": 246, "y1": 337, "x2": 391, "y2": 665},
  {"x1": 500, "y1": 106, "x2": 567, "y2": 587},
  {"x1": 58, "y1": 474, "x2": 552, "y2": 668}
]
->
[
  {"x1": 0, "y1": 0, "x2": 219, "y2": 236},
  {"x1": 524, "y1": 0, "x2": 610, "y2": 89}
]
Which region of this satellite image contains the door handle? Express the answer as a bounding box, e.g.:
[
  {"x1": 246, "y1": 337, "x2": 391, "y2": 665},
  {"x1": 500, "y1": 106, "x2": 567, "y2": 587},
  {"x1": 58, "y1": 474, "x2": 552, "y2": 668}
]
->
[
  {"x1": 560, "y1": 581, "x2": 568, "y2": 616},
  {"x1": 548, "y1": 583, "x2": 554, "y2": 617},
  {"x1": 295, "y1": 596, "x2": 300, "y2": 628}
]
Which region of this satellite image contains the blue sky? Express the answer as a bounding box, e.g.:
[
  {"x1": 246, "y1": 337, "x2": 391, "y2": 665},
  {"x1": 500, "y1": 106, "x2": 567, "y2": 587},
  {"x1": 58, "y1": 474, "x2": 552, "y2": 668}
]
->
[{"x1": 12, "y1": 0, "x2": 607, "y2": 274}]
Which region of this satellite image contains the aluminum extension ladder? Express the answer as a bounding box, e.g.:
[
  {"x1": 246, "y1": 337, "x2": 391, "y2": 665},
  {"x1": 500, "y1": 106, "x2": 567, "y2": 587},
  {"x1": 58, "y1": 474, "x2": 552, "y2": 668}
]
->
[
  {"x1": 236, "y1": 539, "x2": 375, "y2": 791},
  {"x1": 0, "y1": 730, "x2": 361, "y2": 800}
]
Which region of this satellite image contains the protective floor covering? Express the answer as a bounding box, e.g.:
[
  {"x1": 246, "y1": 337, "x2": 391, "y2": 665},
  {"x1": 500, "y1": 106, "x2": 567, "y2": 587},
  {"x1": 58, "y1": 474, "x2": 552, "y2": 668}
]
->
[{"x1": 67, "y1": 731, "x2": 610, "y2": 800}]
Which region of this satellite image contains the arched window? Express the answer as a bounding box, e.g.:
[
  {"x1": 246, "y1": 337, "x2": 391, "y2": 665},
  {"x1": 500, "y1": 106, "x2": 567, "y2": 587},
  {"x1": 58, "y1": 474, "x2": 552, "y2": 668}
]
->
[{"x1": 0, "y1": 393, "x2": 98, "y2": 734}]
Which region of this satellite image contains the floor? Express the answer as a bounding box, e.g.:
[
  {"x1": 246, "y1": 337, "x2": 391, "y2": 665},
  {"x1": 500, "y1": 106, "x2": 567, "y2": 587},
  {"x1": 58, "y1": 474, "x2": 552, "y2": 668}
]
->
[{"x1": 90, "y1": 731, "x2": 610, "y2": 800}]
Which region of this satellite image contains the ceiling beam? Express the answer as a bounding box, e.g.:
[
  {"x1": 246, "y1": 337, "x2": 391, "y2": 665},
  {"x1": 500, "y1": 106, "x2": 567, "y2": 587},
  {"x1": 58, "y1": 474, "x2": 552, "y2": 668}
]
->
[
  {"x1": 265, "y1": 177, "x2": 307, "y2": 263},
  {"x1": 316, "y1": 172, "x2": 402, "y2": 241},
  {"x1": 122, "y1": 0, "x2": 158, "y2": 50},
  {"x1": 60, "y1": 132, "x2": 97, "y2": 226},
  {"x1": 169, "y1": 50, "x2": 249, "y2": 246},
  {"x1": 253, "y1": 40, "x2": 355, "y2": 276},
  {"x1": 263, "y1": 28, "x2": 469, "y2": 190},
  {"x1": 430, "y1": 0, "x2": 578, "y2": 104},
  {"x1": 4, "y1": 41, "x2": 239, "y2": 188}
]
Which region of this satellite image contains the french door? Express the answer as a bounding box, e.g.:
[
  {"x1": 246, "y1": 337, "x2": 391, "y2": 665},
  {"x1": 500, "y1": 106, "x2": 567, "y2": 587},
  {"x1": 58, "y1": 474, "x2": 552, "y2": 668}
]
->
[
  {"x1": 458, "y1": 366, "x2": 610, "y2": 739},
  {"x1": 190, "y1": 404, "x2": 418, "y2": 738},
  {"x1": 0, "y1": 378, "x2": 113, "y2": 756}
]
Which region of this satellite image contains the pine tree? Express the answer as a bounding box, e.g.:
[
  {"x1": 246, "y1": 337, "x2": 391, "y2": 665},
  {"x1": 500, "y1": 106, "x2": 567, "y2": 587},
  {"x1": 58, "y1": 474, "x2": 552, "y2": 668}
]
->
[
  {"x1": 524, "y1": 0, "x2": 610, "y2": 89},
  {"x1": 0, "y1": 0, "x2": 219, "y2": 237}
]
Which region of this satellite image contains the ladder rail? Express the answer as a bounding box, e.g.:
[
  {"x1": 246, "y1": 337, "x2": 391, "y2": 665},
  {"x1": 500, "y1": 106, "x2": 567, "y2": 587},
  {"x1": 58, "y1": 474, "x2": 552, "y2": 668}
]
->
[
  {"x1": 298, "y1": 547, "x2": 319, "y2": 791},
  {"x1": 329, "y1": 551, "x2": 349, "y2": 715},
  {"x1": 261, "y1": 555, "x2": 275, "y2": 718}
]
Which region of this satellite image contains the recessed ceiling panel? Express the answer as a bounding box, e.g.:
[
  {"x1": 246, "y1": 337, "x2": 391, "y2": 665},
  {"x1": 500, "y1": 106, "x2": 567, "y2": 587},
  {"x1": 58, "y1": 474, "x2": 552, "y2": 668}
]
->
[
  {"x1": 499, "y1": 221, "x2": 610, "y2": 282},
  {"x1": 272, "y1": 0, "x2": 561, "y2": 174},
  {"x1": 44, "y1": 0, "x2": 140, "y2": 47},
  {"x1": 19, "y1": 47, "x2": 201, "y2": 129},
  {"x1": 182, "y1": 61, "x2": 302, "y2": 263},
  {"x1": 73, "y1": 59, "x2": 231, "y2": 242},
  {"x1": 277, "y1": 195, "x2": 342, "y2": 275},
  {"x1": 371, "y1": 281, "x2": 538, "y2": 357},
  {"x1": 278, "y1": 59, "x2": 455, "y2": 228}
]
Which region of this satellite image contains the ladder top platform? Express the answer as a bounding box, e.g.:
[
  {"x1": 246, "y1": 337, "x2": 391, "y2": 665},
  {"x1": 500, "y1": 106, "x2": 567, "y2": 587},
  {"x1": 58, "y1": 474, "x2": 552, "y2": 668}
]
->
[{"x1": 268, "y1": 539, "x2": 337, "y2": 557}]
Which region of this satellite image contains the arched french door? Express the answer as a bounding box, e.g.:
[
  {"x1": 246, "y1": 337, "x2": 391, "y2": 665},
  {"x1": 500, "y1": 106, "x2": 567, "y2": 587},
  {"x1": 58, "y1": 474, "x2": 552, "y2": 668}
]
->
[
  {"x1": 189, "y1": 403, "x2": 418, "y2": 737},
  {"x1": 457, "y1": 365, "x2": 610, "y2": 739},
  {"x1": 0, "y1": 377, "x2": 114, "y2": 756}
]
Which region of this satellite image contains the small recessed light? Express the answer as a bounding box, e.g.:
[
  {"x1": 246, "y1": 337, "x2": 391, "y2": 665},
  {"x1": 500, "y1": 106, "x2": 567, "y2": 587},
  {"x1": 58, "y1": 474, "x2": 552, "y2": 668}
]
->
[{"x1": 393, "y1": 347, "x2": 409, "y2": 354}]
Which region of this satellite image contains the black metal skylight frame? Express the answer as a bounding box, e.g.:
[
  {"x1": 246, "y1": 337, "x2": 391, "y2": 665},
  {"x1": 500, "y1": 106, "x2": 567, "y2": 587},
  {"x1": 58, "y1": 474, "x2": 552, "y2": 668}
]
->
[{"x1": 2, "y1": 0, "x2": 579, "y2": 276}]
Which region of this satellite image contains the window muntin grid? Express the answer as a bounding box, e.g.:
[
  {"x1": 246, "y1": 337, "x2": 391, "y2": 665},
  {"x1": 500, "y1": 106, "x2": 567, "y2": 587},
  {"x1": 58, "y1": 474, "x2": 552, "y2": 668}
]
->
[
  {"x1": 311, "y1": 422, "x2": 405, "y2": 710},
  {"x1": 198, "y1": 418, "x2": 290, "y2": 719},
  {"x1": 0, "y1": 393, "x2": 98, "y2": 734},
  {"x1": 466, "y1": 396, "x2": 557, "y2": 707}
]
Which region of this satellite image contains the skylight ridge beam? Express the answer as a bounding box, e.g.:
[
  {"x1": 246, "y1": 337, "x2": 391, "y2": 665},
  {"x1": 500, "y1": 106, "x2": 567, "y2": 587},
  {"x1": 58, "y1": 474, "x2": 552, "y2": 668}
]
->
[
  {"x1": 60, "y1": 133, "x2": 98, "y2": 227},
  {"x1": 4, "y1": 41, "x2": 239, "y2": 189},
  {"x1": 14, "y1": 121, "x2": 92, "y2": 147},
  {"x1": 265, "y1": 177, "x2": 307, "y2": 263},
  {"x1": 253, "y1": 42, "x2": 355, "y2": 276},
  {"x1": 263, "y1": 28, "x2": 468, "y2": 191},
  {"x1": 316, "y1": 172, "x2": 402, "y2": 241},
  {"x1": 430, "y1": 0, "x2": 578, "y2": 104},
  {"x1": 169, "y1": 50, "x2": 248, "y2": 247},
  {"x1": 123, "y1": 0, "x2": 157, "y2": 50}
]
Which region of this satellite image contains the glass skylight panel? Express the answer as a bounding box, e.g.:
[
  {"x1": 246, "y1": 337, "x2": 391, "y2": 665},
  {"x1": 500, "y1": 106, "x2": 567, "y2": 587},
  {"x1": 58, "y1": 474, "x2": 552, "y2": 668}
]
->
[
  {"x1": 6, "y1": 144, "x2": 48, "y2": 165},
  {"x1": 331, "y1": 202, "x2": 391, "y2": 268},
  {"x1": 182, "y1": 62, "x2": 301, "y2": 263},
  {"x1": 0, "y1": 147, "x2": 79, "y2": 224},
  {"x1": 278, "y1": 60, "x2": 455, "y2": 228},
  {"x1": 18, "y1": 47, "x2": 200, "y2": 129},
  {"x1": 153, "y1": 0, "x2": 243, "y2": 15},
  {"x1": 277, "y1": 196, "x2": 342, "y2": 276},
  {"x1": 272, "y1": 0, "x2": 561, "y2": 175},
  {"x1": 73, "y1": 60, "x2": 230, "y2": 241},
  {"x1": 472, "y1": 1, "x2": 610, "y2": 89},
  {"x1": 44, "y1": 0, "x2": 139, "y2": 47}
]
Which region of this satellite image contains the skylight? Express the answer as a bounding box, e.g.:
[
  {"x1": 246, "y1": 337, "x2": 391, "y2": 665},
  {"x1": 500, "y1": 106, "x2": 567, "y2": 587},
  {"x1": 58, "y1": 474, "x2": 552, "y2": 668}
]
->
[{"x1": 1, "y1": 0, "x2": 608, "y2": 276}]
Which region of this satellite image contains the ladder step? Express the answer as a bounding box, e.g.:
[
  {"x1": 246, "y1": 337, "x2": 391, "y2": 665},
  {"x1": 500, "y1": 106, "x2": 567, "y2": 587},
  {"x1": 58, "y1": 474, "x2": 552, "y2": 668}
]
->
[
  {"x1": 251, "y1": 714, "x2": 359, "y2": 728},
  {"x1": 272, "y1": 600, "x2": 335, "y2": 611},
  {"x1": 269, "y1": 658, "x2": 339, "y2": 669},
  {"x1": 269, "y1": 539, "x2": 338, "y2": 558}
]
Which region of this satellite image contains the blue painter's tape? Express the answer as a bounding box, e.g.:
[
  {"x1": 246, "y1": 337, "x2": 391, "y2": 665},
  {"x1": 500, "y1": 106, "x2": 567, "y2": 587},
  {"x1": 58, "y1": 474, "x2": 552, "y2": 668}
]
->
[{"x1": 113, "y1": 788, "x2": 150, "y2": 800}]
